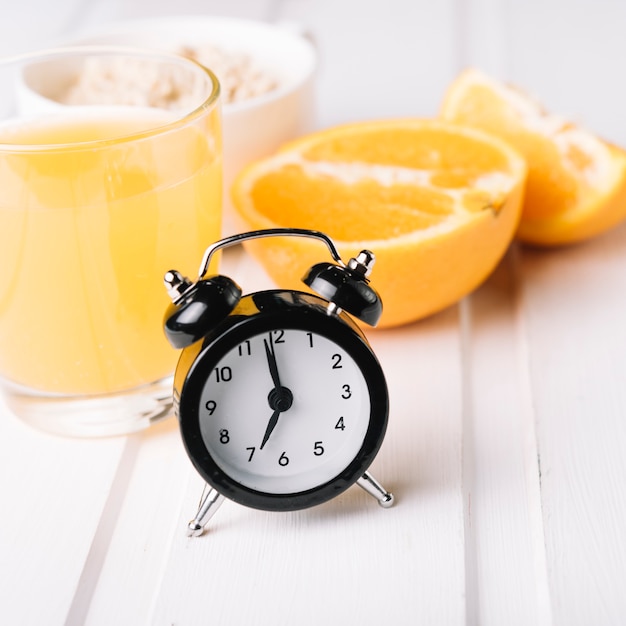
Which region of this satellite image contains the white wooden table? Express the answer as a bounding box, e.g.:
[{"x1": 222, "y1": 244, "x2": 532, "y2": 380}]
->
[{"x1": 2, "y1": 1, "x2": 626, "y2": 624}]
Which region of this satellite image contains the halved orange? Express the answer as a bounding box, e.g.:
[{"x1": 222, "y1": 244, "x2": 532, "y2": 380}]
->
[
  {"x1": 231, "y1": 119, "x2": 526, "y2": 327},
  {"x1": 440, "y1": 68, "x2": 626, "y2": 246}
]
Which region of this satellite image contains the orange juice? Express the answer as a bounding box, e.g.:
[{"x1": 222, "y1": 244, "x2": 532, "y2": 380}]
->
[{"x1": 0, "y1": 108, "x2": 222, "y2": 395}]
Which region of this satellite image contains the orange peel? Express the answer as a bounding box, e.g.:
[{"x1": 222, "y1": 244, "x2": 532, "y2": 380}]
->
[
  {"x1": 231, "y1": 119, "x2": 526, "y2": 327},
  {"x1": 440, "y1": 68, "x2": 626, "y2": 246}
]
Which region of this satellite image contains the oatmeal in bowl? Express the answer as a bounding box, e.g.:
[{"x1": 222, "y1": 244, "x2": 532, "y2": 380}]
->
[{"x1": 19, "y1": 16, "x2": 317, "y2": 234}]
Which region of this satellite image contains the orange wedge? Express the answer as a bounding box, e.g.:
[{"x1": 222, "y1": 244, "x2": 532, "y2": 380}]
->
[
  {"x1": 231, "y1": 119, "x2": 526, "y2": 327},
  {"x1": 440, "y1": 68, "x2": 626, "y2": 246}
]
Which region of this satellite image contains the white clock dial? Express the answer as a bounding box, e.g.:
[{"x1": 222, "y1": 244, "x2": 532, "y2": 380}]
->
[{"x1": 198, "y1": 328, "x2": 371, "y2": 494}]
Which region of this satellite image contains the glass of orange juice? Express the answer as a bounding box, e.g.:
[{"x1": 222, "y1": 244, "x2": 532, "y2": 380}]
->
[{"x1": 0, "y1": 47, "x2": 222, "y2": 436}]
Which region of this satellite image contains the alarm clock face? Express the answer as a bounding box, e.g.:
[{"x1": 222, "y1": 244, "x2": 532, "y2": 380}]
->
[{"x1": 178, "y1": 293, "x2": 389, "y2": 511}]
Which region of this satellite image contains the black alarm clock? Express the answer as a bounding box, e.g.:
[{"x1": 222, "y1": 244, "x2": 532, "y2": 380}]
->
[{"x1": 163, "y1": 228, "x2": 394, "y2": 536}]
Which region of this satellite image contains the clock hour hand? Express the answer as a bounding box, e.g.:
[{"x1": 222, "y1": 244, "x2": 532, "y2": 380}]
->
[
  {"x1": 260, "y1": 383, "x2": 294, "y2": 449},
  {"x1": 260, "y1": 409, "x2": 281, "y2": 450}
]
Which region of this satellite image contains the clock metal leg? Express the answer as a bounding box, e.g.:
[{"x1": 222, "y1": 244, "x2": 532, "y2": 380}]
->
[
  {"x1": 357, "y1": 471, "x2": 395, "y2": 508},
  {"x1": 187, "y1": 485, "x2": 226, "y2": 537}
]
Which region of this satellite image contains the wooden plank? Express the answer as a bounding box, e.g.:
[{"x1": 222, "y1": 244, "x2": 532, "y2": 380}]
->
[
  {"x1": 520, "y1": 225, "x2": 626, "y2": 626},
  {"x1": 0, "y1": 400, "x2": 129, "y2": 625},
  {"x1": 457, "y1": 3, "x2": 552, "y2": 623},
  {"x1": 80, "y1": 420, "x2": 191, "y2": 626},
  {"x1": 460, "y1": 248, "x2": 552, "y2": 626},
  {"x1": 0, "y1": 1, "x2": 86, "y2": 54},
  {"x1": 276, "y1": 0, "x2": 460, "y2": 127},
  {"x1": 506, "y1": 0, "x2": 626, "y2": 145},
  {"x1": 460, "y1": 0, "x2": 626, "y2": 620},
  {"x1": 459, "y1": 0, "x2": 511, "y2": 77},
  {"x1": 459, "y1": 0, "x2": 626, "y2": 144},
  {"x1": 72, "y1": 0, "x2": 278, "y2": 33}
]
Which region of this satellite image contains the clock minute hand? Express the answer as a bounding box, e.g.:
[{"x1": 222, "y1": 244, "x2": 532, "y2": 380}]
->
[{"x1": 264, "y1": 337, "x2": 281, "y2": 389}]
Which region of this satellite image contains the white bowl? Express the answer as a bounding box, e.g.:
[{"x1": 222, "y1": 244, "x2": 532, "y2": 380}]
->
[{"x1": 21, "y1": 16, "x2": 318, "y2": 234}]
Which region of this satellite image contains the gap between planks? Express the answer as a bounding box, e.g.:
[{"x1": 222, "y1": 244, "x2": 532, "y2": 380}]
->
[{"x1": 459, "y1": 244, "x2": 553, "y2": 626}]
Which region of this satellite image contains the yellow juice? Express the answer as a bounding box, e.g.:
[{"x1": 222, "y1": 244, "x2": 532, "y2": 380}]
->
[{"x1": 0, "y1": 109, "x2": 222, "y2": 395}]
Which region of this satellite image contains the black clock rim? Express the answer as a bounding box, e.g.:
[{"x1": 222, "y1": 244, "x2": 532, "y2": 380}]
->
[{"x1": 177, "y1": 291, "x2": 389, "y2": 512}]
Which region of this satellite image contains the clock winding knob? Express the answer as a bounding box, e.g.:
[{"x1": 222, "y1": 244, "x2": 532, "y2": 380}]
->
[
  {"x1": 347, "y1": 250, "x2": 376, "y2": 278},
  {"x1": 164, "y1": 269, "x2": 193, "y2": 302}
]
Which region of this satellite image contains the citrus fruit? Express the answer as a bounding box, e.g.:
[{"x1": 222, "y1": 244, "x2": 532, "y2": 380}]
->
[
  {"x1": 231, "y1": 119, "x2": 526, "y2": 328},
  {"x1": 440, "y1": 68, "x2": 626, "y2": 246}
]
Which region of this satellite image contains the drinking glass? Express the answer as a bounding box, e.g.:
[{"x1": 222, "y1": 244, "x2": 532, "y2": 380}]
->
[{"x1": 0, "y1": 47, "x2": 222, "y2": 436}]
